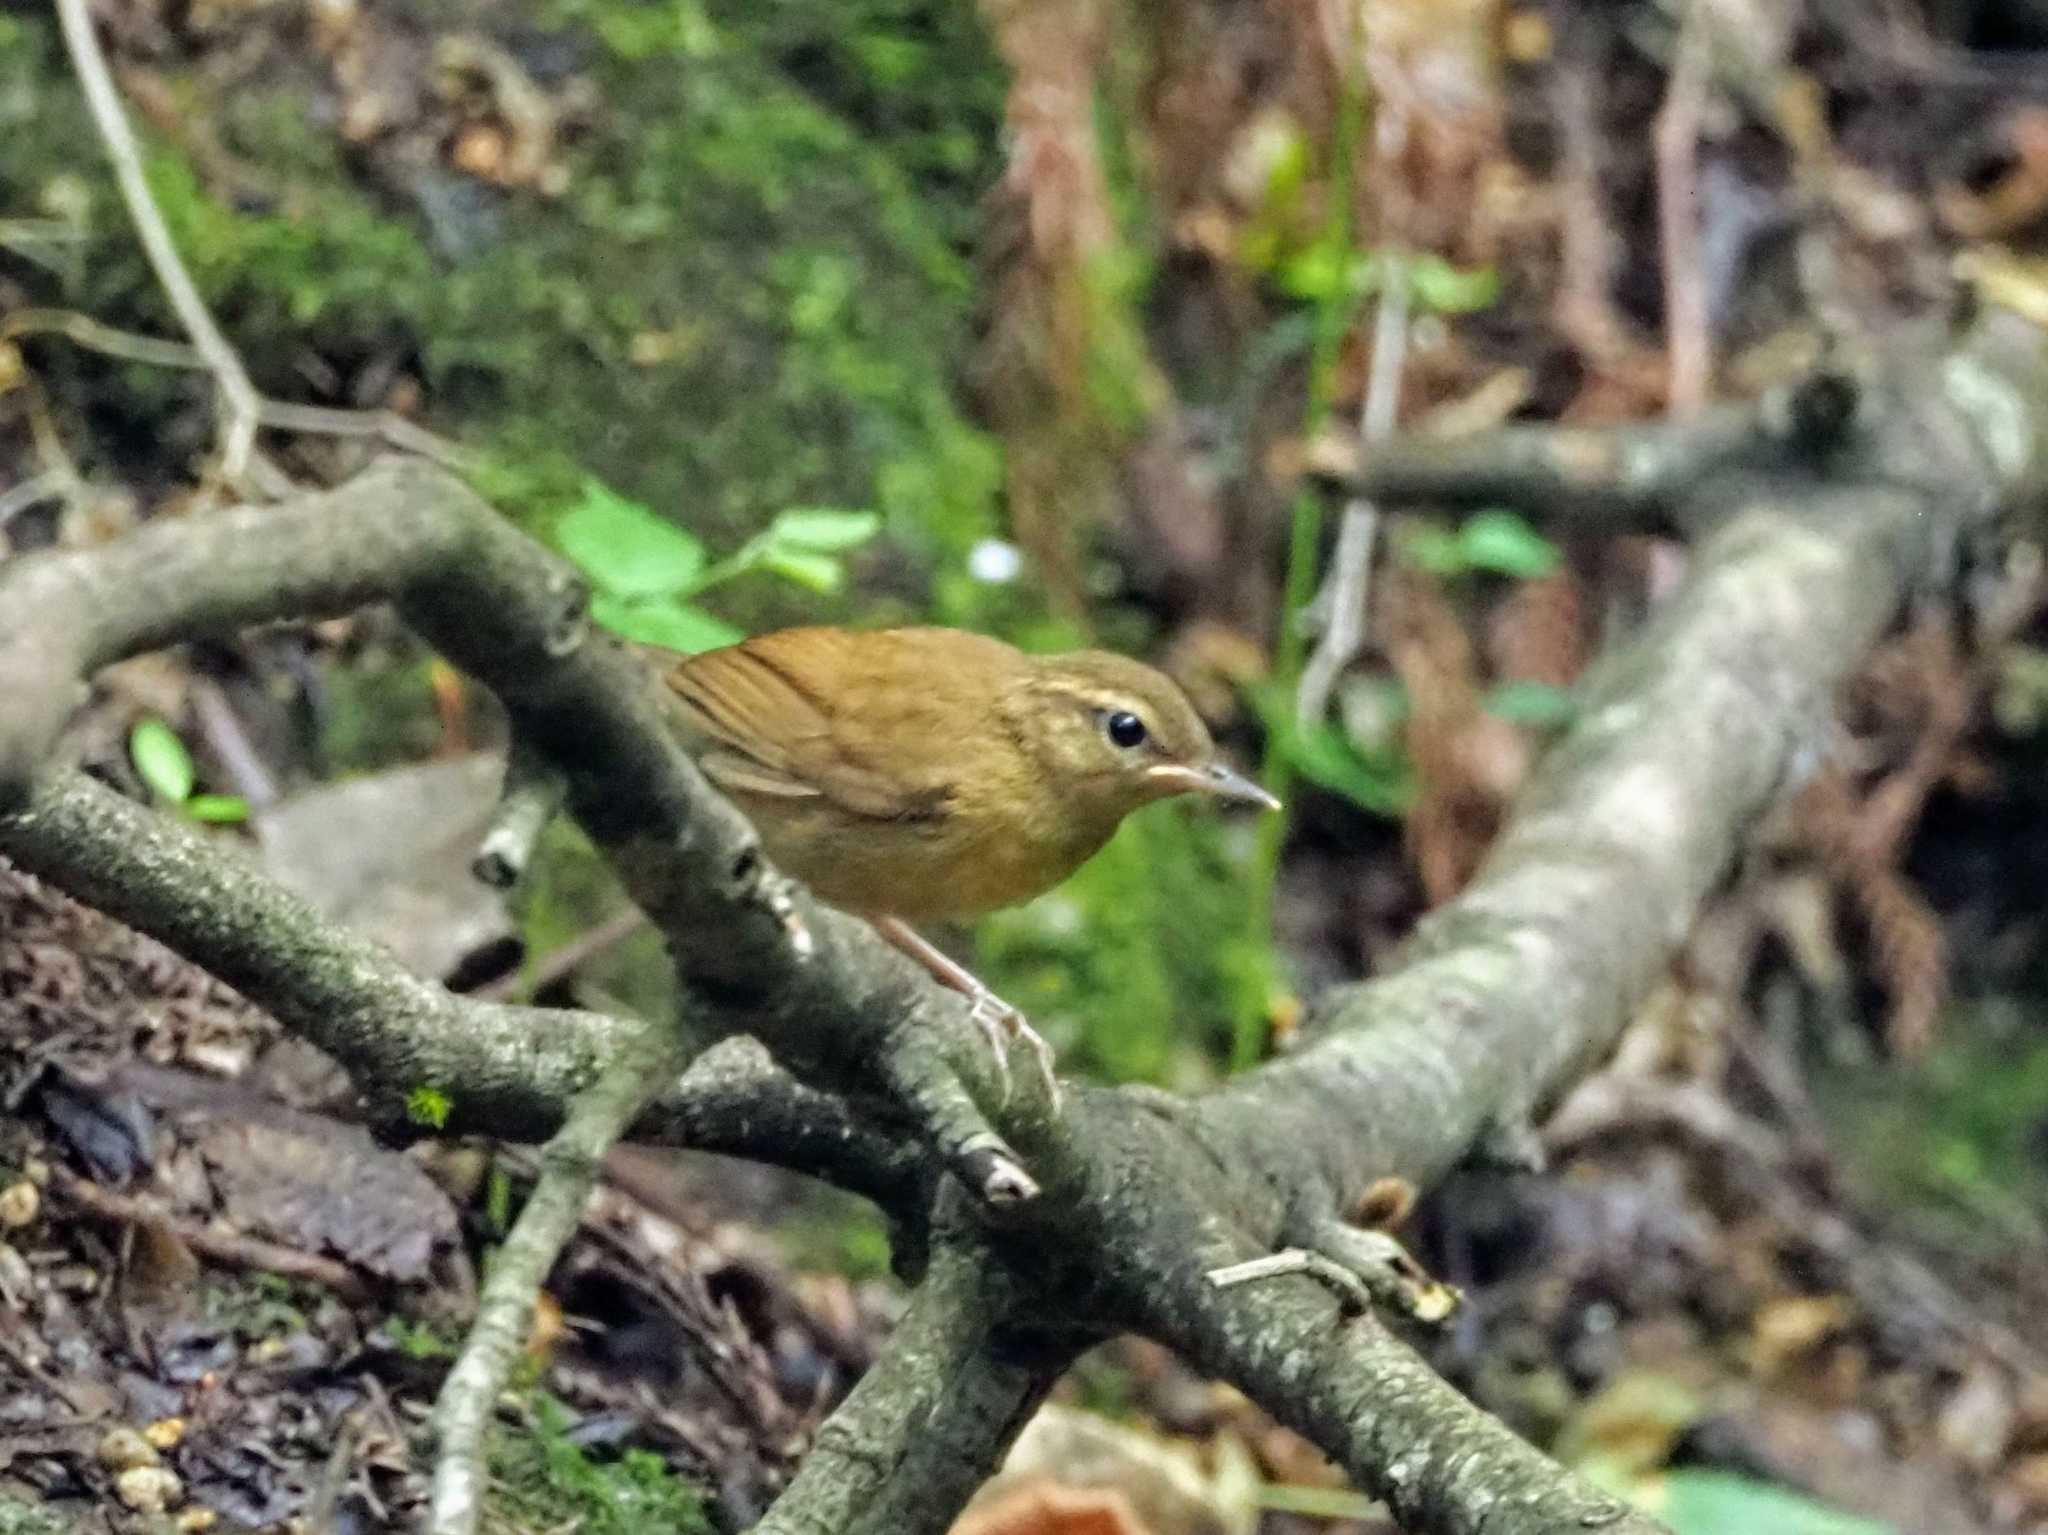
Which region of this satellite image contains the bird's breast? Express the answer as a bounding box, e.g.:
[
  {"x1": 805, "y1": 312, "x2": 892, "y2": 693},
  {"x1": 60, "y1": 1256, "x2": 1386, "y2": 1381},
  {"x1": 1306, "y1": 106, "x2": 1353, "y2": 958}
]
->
[{"x1": 735, "y1": 781, "x2": 1115, "y2": 924}]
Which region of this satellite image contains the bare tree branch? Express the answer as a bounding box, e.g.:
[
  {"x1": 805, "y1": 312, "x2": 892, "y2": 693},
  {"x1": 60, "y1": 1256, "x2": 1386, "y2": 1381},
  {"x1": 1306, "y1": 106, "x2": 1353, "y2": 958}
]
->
[
  {"x1": 1656, "y1": 2, "x2": 1714, "y2": 416},
  {"x1": 750, "y1": 1242, "x2": 1064, "y2": 1535},
  {"x1": 1297, "y1": 250, "x2": 1410, "y2": 724},
  {"x1": 1307, "y1": 368, "x2": 1861, "y2": 529},
  {"x1": 0, "y1": 309, "x2": 473, "y2": 470},
  {"x1": 472, "y1": 738, "x2": 567, "y2": 890},
  {"x1": 1178, "y1": 1276, "x2": 1651, "y2": 1535},
  {"x1": 429, "y1": 1024, "x2": 694, "y2": 1535},
  {"x1": 0, "y1": 461, "x2": 1037, "y2": 1204},
  {"x1": 2, "y1": 315, "x2": 2042, "y2": 1534},
  {"x1": 0, "y1": 774, "x2": 929, "y2": 1215}
]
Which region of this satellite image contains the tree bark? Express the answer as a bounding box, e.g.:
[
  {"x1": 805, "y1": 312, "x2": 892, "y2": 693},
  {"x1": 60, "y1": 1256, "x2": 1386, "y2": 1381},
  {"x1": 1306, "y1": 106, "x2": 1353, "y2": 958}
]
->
[{"x1": 2, "y1": 315, "x2": 2041, "y2": 1534}]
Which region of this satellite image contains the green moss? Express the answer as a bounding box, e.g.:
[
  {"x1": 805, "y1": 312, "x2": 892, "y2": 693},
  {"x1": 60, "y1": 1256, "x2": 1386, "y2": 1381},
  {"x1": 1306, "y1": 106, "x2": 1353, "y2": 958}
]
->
[
  {"x1": 490, "y1": 1395, "x2": 712, "y2": 1535},
  {"x1": 0, "y1": 1496, "x2": 75, "y2": 1535},
  {"x1": 3, "y1": 0, "x2": 1007, "y2": 620},
  {"x1": 974, "y1": 806, "x2": 1279, "y2": 1086},
  {"x1": 148, "y1": 149, "x2": 436, "y2": 339},
  {"x1": 776, "y1": 1183, "x2": 897, "y2": 1282},
  {"x1": 508, "y1": 818, "x2": 677, "y2": 1021},
  {"x1": 1820, "y1": 999, "x2": 2048, "y2": 1258}
]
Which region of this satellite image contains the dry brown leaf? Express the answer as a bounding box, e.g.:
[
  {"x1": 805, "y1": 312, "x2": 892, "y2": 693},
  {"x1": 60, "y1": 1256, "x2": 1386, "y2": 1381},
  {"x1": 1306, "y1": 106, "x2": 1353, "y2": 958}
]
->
[
  {"x1": 1936, "y1": 107, "x2": 2048, "y2": 239},
  {"x1": 1747, "y1": 1294, "x2": 1854, "y2": 1380},
  {"x1": 952, "y1": 1482, "x2": 1155, "y2": 1535},
  {"x1": 1383, "y1": 566, "x2": 1526, "y2": 904},
  {"x1": 964, "y1": 1405, "x2": 1257, "y2": 1535}
]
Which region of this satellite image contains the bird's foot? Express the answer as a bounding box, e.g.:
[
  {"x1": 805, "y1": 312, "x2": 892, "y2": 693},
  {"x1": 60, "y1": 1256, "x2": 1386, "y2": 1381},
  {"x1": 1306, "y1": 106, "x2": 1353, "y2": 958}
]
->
[
  {"x1": 872, "y1": 916, "x2": 1063, "y2": 1111},
  {"x1": 1204, "y1": 1222, "x2": 1459, "y2": 1324},
  {"x1": 965, "y1": 988, "x2": 1061, "y2": 1111}
]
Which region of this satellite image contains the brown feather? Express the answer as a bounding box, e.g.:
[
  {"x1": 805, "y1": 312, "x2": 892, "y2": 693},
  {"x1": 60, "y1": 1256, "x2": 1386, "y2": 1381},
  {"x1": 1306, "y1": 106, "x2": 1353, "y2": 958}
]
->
[{"x1": 662, "y1": 626, "x2": 1246, "y2": 922}]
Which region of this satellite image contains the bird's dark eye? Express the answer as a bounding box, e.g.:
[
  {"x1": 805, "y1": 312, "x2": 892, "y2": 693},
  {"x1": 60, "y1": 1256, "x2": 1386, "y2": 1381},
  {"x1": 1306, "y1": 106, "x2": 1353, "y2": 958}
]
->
[{"x1": 1106, "y1": 711, "x2": 1148, "y2": 749}]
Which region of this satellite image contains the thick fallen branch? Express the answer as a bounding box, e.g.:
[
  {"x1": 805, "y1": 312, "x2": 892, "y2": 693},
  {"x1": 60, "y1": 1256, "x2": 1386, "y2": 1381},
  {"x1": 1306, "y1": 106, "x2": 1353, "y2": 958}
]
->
[
  {"x1": 751, "y1": 1242, "x2": 1061, "y2": 1535},
  {"x1": 1, "y1": 317, "x2": 2041, "y2": 1535}
]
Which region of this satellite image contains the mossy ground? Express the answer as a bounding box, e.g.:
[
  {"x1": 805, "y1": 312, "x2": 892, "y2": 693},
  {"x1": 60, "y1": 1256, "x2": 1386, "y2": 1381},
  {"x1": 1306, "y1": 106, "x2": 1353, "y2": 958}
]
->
[
  {"x1": 1, "y1": 0, "x2": 1283, "y2": 1118},
  {"x1": 487, "y1": 1396, "x2": 712, "y2": 1535}
]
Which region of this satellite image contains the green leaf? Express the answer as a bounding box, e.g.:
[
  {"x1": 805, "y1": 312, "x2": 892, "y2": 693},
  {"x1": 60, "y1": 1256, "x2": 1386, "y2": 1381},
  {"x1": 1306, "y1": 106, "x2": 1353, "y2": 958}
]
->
[
  {"x1": 1276, "y1": 240, "x2": 1346, "y2": 301},
  {"x1": 1483, "y1": 681, "x2": 1577, "y2": 728},
  {"x1": 1251, "y1": 682, "x2": 1413, "y2": 815},
  {"x1": 765, "y1": 506, "x2": 882, "y2": 553},
  {"x1": 184, "y1": 793, "x2": 252, "y2": 824},
  {"x1": 1395, "y1": 524, "x2": 1468, "y2": 576},
  {"x1": 1457, "y1": 511, "x2": 1560, "y2": 579},
  {"x1": 1277, "y1": 241, "x2": 1379, "y2": 303},
  {"x1": 556, "y1": 480, "x2": 706, "y2": 598},
  {"x1": 129, "y1": 717, "x2": 196, "y2": 804},
  {"x1": 1285, "y1": 721, "x2": 1415, "y2": 815},
  {"x1": 760, "y1": 547, "x2": 846, "y2": 593},
  {"x1": 589, "y1": 594, "x2": 743, "y2": 654},
  {"x1": 1408, "y1": 255, "x2": 1501, "y2": 314},
  {"x1": 1659, "y1": 1470, "x2": 1894, "y2": 1535}
]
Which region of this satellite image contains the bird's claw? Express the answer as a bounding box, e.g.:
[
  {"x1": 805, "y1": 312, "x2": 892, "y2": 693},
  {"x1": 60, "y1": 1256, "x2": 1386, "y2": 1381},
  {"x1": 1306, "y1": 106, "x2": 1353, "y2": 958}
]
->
[
  {"x1": 1204, "y1": 1224, "x2": 1460, "y2": 1324},
  {"x1": 966, "y1": 991, "x2": 1062, "y2": 1112},
  {"x1": 966, "y1": 991, "x2": 1014, "y2": 1099}
]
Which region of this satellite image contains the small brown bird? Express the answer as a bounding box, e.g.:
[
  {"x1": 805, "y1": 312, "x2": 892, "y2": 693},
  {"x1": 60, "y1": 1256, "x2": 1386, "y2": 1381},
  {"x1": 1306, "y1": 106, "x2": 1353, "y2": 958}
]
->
[{"x1": 662, "y1": 625, "x2": 1279, "y2": 1091}]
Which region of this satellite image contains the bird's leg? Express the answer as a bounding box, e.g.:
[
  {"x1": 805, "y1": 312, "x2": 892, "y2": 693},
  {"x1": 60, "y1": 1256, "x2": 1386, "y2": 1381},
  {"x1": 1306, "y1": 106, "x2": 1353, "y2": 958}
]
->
[{"x1": 871, "y1": 917, "x2": 1060, "y2": 1107}]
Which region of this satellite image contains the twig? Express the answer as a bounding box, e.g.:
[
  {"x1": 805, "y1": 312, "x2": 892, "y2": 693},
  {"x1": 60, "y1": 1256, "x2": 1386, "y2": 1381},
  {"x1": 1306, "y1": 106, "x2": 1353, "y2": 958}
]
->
[
  {"x1": 3, "y1": 308, "x2": 202, "y2": 370},
  {"x1": 4, "y1": 309, "x2": 475, "y2": 470},
  {"x1": 19, "y1": 384, "x2": 88, "y2": 514},
  {"x1": 1550, "y1": 19, "x2": 1632, "y2": 365},
  {"x1": 0, "y1": 471, "x2": 68, "y2": 531},
  {"x1": 52, "y1": 1166, "x2": 369, "y2": 1300},
  {"x1": 1297, "y1": 253, "x2": 1411, "y2": 724},
  {"x1": 1655, "y1": 3, "x2": 1714, "y2": 416},
  {"x1": 1207, "y1": 1221, "x2": 1459, "y2": 1324},
  {"x1": 1308, "y1": 369, "x2": 1861, "y2": 529},
  {"x1": 255, "y1": 399, "x2": 475, "y2": 471},
  {"x1": 1207, "y1": 1249, "x2": 1374, "y2": 1311},
  {"x1": 472, "y1": 741, "x2": 567, "y2": 890},
  {"x1": 54, "y1": 0, "x2": 266, "y2": 487},
  {"x1": 429, "y1": 1025, "x2": 692, "y2": 1535},
  {"x1": 188, "y1": 678, "x2": 281, "y2": 809},
  {"x1": 305, "y1": 1415, "x2": 366, "y2": 1535},
  {"x1": 0, "y1": 771, "x2": 931, "y2": 1216}
]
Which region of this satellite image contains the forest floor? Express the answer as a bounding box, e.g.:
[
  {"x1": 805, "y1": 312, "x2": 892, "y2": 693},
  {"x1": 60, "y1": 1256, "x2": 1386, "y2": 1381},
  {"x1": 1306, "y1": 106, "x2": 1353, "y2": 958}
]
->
[{"x1": 5, "y1": 1, "x2": 2048, "y2": 1532}]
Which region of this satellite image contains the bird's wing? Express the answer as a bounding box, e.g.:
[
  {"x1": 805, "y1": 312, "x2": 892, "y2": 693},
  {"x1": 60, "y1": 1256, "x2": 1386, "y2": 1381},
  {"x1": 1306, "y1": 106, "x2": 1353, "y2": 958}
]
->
[{"x1": 665, "y1": 628, "x2": 947, "y2": 821}]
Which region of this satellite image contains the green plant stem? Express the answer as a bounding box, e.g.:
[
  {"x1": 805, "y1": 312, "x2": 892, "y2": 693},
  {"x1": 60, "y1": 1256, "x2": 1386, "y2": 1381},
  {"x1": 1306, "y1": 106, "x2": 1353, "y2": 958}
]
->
[
  {"x1": 1234, "y1": 41, "x2": 1372, "y2": 1071},
  {"x1": 1258, "y1": 1482, "x2": 1386, "y2": 1520}
]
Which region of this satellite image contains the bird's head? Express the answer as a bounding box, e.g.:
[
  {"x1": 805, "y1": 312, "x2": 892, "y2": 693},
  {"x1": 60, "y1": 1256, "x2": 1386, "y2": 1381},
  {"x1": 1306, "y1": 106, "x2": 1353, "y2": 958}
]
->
[{"x1": 1007, "y1": 650, "x2": 1281, "y2": 828}]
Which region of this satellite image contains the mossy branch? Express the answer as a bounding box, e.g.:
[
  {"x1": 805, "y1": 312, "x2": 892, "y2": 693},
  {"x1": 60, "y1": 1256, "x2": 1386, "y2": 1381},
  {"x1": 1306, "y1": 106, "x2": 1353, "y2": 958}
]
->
[{"x1": 1, "y1": 317, "x2": 2043, "y2": 1535}]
